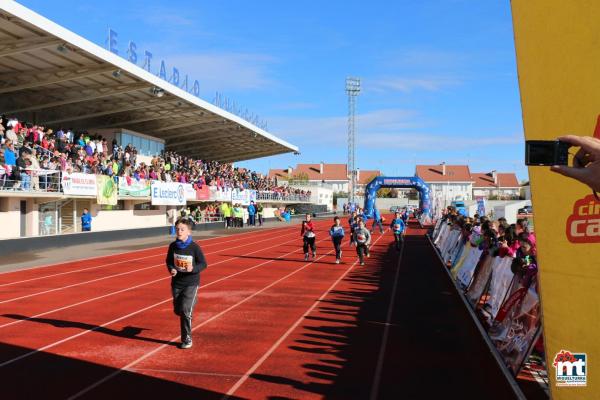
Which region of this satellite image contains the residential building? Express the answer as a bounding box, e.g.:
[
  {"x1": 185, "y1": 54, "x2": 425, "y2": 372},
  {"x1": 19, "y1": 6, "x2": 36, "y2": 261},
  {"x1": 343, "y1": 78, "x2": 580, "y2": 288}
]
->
[
  {"x1": 416, "y1": 164, "x2": 474, "y2": 203},
  {"x1": 269, "y1": 163, "x2": 380, "y2": 193},
  {"x1": 472, "y1": 171, "x2": 521, "y2": 199}
]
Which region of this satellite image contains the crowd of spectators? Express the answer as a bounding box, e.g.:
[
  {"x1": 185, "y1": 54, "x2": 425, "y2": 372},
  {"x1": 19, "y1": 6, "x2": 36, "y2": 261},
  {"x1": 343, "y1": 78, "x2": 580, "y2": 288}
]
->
[
  {"x1": 437, "y1": 205, "x2": 537, "y2": 324},
  {"x1": 0, "y1": 115, "x2": 311, "y2": 199}
]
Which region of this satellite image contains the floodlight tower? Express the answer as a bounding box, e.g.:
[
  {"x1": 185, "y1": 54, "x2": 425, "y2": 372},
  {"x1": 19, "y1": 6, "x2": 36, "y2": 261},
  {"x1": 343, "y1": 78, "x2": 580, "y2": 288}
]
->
[{"x1": 346, "y1": 77, "x2": 361, "y2": 204}]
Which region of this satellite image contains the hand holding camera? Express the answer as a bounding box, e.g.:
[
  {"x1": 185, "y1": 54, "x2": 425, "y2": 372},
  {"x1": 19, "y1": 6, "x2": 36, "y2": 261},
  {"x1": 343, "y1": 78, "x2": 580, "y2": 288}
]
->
[{"x1": 549, "y1": 135, "x2": 600, "y2": 193}]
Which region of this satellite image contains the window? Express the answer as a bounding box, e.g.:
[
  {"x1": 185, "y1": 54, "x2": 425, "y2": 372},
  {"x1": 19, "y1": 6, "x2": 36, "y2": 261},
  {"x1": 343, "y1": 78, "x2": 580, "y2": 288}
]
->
[{"x1": 100, "y1": 200, "x2": 125, "y2": 211}]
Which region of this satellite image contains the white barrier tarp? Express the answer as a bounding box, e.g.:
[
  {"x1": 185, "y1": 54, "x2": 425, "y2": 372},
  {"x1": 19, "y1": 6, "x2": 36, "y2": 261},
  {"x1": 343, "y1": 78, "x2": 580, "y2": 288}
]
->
[
  {"x1": 488, "y1": 256, "x2": 516, "y2": 318},
  {"x1": 457, "y1": 247, "x2": 483, "y2": 290},
  {"x1": 466, "y1": 255, "x2": 495, "y2": 306}
]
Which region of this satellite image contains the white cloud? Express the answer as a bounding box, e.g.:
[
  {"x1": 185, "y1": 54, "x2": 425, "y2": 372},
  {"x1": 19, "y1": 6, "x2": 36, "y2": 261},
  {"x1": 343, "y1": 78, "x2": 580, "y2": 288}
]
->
[
  {"x1": 367, "y1": 76, "x2": 462, "y2": 93},
  {"x1": 161, "y1": 53, "x2": 278, "y2": 92},
  {"x1": 268, "y1": 108, "x2": 521, "y2": 152},
  {"x1": 268, "y1": 108, "x2": 420, "y2": 140}
]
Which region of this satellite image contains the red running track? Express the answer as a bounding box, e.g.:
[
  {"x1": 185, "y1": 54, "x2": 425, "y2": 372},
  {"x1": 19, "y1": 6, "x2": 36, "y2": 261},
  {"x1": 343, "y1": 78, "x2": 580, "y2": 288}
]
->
[{"x1": 0, "y1": 219, "x2": 528, "y2": 399}]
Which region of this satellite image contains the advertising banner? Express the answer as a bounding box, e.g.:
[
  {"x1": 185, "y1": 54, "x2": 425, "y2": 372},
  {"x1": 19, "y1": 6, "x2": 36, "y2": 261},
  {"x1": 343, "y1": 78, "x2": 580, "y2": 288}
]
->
[
  {"x1": 61, "y1": 173, "x2": 96, "y2": 196},
  {"x1": 210, "y1": 187, "x2": 232, "y2": 202},
  {"x1": 231, "y1": 189, "x2": 257, "y2": 206},
  {"x1": 183, "y1": 184, "x2": 196, "y2": 201},
  {"x1": 196, "y1": 185, "x2": 210, "y2": 201},
  {"x1": 512, "y1": 1, "x2": 598, "y2": 394},
  {"x1": 118, "y1": 177, "x2": 150, "y2": 197},
  {"x1": 96, "y1": 175, "x2": 118, "y2": 206},
  {"x1": 151, "y1": 181, "x2": 186, "y2": 206},
  {"x1": 476, "y1": 197, "x2": 486, "y2": 216}
]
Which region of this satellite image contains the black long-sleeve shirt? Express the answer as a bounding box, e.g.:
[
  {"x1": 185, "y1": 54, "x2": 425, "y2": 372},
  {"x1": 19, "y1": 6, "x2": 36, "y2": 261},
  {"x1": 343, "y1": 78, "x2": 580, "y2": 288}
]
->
[{"x1": 165, "y1": 241, "x2": 207, "y2": 288}]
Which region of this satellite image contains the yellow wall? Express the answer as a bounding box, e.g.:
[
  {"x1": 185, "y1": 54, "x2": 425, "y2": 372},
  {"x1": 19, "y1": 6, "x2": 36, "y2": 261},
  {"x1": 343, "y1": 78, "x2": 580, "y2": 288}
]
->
[{"x1": 512, "y1": 1, "x2": 600, "y2": 397}]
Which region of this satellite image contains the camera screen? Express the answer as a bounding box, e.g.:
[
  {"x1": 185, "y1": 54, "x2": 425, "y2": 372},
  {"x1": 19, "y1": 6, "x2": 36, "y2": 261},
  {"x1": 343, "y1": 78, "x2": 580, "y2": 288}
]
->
[{"x1": 527, "y1": 142, "x2": 556, "y2": 165}]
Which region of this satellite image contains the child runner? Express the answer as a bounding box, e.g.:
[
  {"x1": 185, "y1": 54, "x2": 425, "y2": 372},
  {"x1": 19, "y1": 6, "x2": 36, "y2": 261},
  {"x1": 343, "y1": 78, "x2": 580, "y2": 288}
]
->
[
  {"x1": 165, "y1": 218, "x2": 207, "y2": 349},
  {"x1": 301, "y1": 213, "x2": 317, "y2": 261},
  {"x1": 348, "y1": 211, "x2": 358, "y2": 246},
  {"x1": 371, "y1": 207, "x2": 384, "y2": 234},
  {"x1": 257, "y1": 202, "x2": 264, "y2": 226},
  {"x1": 329, "y1": 216, "x2": 345, "y2": 264},
  {"x1": 353, "y1": 219, "x2": 371, "y2": 266},
  {"x1": 390, "y1": 211, "x2": 406, "y2": 251}
]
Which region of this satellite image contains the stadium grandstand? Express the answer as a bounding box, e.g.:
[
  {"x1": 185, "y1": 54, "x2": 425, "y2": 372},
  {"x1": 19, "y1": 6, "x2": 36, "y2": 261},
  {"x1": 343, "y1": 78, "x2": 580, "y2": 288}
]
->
[{"x1": 0, "y1": 1, "x2": 322, "y2": 239}]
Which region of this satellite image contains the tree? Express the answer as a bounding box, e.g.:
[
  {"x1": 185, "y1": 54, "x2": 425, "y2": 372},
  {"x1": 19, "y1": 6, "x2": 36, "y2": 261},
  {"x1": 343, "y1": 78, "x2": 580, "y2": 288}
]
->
[{"x1": 288, "y1": 172, "x2": 309, "y2": 185}]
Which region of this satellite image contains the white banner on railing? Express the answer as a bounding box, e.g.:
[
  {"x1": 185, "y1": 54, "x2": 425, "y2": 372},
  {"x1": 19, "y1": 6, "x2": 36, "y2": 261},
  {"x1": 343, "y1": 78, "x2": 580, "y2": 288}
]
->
[
  {"x1": 457, "y1": 247, "x2": 483, "y2": 290},
  {"x1": 487, "y1": 256, "x2": 515, "y2": 318},
  {"x1": 61, "y1": 173, "x2": 97, "y2": 196},
  {"x1": 231, "y1": 189, "x2": 257, "y2": 206},
  {"x1": 151, "y1": 181, "x2": 186, "y2": 206},
  {"x1": 183, "y1": 183, "x2": 196, "y2": 201}
]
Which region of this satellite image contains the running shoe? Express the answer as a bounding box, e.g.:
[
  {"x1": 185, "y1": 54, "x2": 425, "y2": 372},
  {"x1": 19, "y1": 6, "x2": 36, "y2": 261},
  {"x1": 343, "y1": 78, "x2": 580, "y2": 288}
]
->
[
  {"x1": 304, "y1": 253, "x2": 309, "y2": 261},
  {"x1": 313, "y1": 252, "x2": 317, "y2": 259},
  {"x1": 180, "y1": 340, "x2": 193, "y2": 349},
  {"x1": 335, "y1": 259, "x2": 340, "y2": 264},
  {"x1": 360, "y1": 262, "x2": 365, "y2": 266}
]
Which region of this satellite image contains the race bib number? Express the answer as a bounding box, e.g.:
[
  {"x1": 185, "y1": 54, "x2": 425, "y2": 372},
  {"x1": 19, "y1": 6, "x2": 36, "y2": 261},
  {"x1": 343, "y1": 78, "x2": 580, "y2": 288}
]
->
[
  {"x1": 332, "y1": 227, "x2": 343, "y2": 234},
  {"x1": 394, "y1": 224, "x2": 401, "y2": 231},
  {"x1": 174, "y1": 253, "x2": 193, "y2": 272},
  {"x1": 357, "y1": 234, "x2": 366, "y2": 242},
  {"x1": 305, "y1": 231, "x2": 315, "y2": 238}
]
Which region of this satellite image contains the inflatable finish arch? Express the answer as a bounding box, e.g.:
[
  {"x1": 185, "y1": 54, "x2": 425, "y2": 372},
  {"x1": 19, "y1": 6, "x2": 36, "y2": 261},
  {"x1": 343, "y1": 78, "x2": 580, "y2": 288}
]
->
[{"x1": 363, "y1": 176, "x2": 431, "y2": 219}]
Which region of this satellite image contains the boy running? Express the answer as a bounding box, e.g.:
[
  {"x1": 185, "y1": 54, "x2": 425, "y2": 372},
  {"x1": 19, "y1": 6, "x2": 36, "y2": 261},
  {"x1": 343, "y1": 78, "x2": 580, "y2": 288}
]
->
[
  {"x1": 371, "y1": 207, "x2": 384, "y2": 234},
  {"x1": 301, "y1": 213, "x2": 317, "y2": 261},
  {"x1": 165, "y1": 218, "x2": 207, "y2": 349},
  {"x1": 329, "y1": 216, "x2": 345, "y2": 264},
  {"x1": 348, "y1": 211, "x2": 358, "y2": 246},
  {"x1": 390, "y1": 211, "x2": 406, "y2": 251},
  {"x1": 353, "y1": 219, "x2": 371, "y2": 266}
]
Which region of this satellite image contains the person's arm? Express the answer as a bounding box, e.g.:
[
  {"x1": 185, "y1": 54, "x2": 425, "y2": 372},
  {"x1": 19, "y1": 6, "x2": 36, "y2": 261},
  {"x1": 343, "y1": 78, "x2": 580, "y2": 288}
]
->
[
  {"x1": 193, "y1": 244, "x2": 208, "y2": 273},
  {"x1": 551, "y1": 135, "x2": 600, "y2": 192},
  {"x1": 365, "y1": 230, "x2": 372, "y2": 245},
  {"x1": 165, "y1": 243, "x2": 177, "y2": 276}
]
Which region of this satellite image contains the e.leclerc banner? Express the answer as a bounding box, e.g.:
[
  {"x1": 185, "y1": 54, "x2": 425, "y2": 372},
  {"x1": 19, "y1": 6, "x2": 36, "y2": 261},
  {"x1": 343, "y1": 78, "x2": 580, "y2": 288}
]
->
[
  {"x1": 151, "y1": 181, "x2": 186, "y2": 206},
  {"x1": 512, "y1": 1, "x2": 598, "y2": 395}
]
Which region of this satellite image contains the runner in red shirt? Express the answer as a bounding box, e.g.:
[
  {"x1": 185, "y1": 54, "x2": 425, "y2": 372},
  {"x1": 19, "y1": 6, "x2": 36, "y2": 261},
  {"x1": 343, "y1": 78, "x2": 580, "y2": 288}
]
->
[{"x1": 301, "y1": 214, "x2": 317, "y2": 261}]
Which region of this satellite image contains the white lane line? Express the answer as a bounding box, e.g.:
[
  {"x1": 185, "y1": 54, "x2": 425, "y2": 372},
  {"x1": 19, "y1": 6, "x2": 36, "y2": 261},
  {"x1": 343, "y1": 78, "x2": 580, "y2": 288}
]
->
[
  {"x1": 1, "y1": 227, "x2": 333, "y2": 370},
  {"x1": 129, "y1": 368, "x2": 243, "y2": 378},
  {"x1": 66, "y1": 237, "x2": 335, "y2": 399},
  {"x1": 369, "y1": 240, "x2": 405, "y2": 400},
  {"x1": 0, "y1": 226, "x2": 291, "y2": 286},
  {"x1": 0, "y1": 229, "x2": 298, "y2": 304},
  {"x1": 222, "y1": 233, "x2": 387, "y2": 399},
  {"x1": 0, "y1": 233, "x2": 303, "y2": 329}
]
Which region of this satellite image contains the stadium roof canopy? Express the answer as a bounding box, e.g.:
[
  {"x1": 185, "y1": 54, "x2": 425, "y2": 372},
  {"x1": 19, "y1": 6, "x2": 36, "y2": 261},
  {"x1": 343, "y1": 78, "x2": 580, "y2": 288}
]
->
[{"x1": 0, "y1": 1, "x2": 298, "y2": 163}]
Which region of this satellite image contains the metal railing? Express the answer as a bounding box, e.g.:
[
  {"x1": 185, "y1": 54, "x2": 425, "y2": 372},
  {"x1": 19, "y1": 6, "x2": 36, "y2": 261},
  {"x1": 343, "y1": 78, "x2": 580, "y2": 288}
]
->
[
  {"x1": 0, "y1": 168, "x2": 315, "y2": 204},
  {"x1": 0, "y1": 168, "x2": 61, "y2": 192},
  {"x1": 256, "y1": 192, "x2": 312, "y2": 202}
]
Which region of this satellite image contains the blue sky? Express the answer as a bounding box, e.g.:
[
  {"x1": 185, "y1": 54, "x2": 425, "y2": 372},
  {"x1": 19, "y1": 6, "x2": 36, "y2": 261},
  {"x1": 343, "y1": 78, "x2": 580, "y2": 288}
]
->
[{"x1": 18, "y1": 0, "x2": 527, "y2": 180}]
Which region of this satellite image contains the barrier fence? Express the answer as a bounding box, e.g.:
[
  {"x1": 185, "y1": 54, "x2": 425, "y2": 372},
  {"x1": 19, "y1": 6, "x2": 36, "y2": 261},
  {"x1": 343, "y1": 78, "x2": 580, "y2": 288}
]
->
[
  {"x1": 0, "y1": 170, "x2": 312, "y2": 204},
  {"x1": 430, "y1": 218, "x2": 543, "y2": 376}
]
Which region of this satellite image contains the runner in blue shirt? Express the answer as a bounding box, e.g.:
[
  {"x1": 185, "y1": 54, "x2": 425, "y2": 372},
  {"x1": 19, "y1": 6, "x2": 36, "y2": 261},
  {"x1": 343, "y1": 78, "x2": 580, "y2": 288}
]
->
[
  {"x1": 329, "y1": 216, "x2": 345, "y2": 264},
  {"x1": 390, "y1": 211, "x2": 405, "y2": 251},
  {"x1": 371, "y1": 207, "x2": 384, "y2": 234}
]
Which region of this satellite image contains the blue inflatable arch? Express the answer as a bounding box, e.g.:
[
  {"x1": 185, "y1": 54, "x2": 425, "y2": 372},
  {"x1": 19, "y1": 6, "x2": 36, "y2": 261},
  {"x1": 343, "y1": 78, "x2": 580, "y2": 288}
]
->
[{"x1": 363, "y1": 176, "x2": 431, "y2": 219}]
